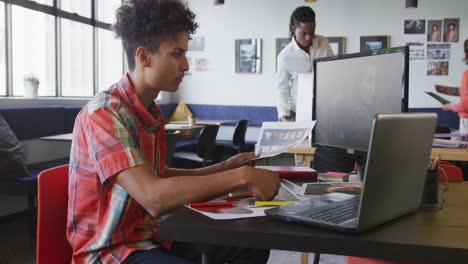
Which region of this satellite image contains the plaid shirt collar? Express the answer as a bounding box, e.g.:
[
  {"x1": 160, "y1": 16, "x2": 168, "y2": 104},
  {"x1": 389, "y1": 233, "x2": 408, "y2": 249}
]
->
[{"x1": 118, "y1": 73, "x2": 162, "y2": 133}]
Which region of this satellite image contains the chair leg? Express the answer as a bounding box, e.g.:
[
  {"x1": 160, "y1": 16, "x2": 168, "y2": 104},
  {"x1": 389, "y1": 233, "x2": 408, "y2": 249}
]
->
[
  {"x1": 27, "y1": 194, "x2": 36, "y2": 239},
  {"x1": 313, "y1": 253, "x2": 320, "y2": 264}
]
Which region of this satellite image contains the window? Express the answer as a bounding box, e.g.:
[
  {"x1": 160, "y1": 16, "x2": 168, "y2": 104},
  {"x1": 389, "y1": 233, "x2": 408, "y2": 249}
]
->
[
  {"x1": 98, "y1": 28, "x2": 123, "y2": 91},
  {"x1": 97, "y1": 0, "x2": 121, "y2": 24},
  {"x1": 0, "y1": 0, "x2": 124, "y2": 98},
  {"x1": 61, "y1": 19, "x2": 93, "y2": 97},
  {"x1": 60, "y1": 0, "x2": 91, "y2": 18},
  {"x1": 0, "y1": 2, "x2": 5, "y2": 96},
  {"x1": 12, "y1": 6, "x2": 55, "y2": 96}
]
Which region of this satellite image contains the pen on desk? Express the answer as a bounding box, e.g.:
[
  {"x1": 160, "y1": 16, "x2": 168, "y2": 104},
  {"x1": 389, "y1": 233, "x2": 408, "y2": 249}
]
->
[
  {"x1": 188, "y1": 201, "x2": 233, "y2": 207},
  {"x1": 254, "y1": 201, "x2": 295, "y2": 207},
  {"x1": 226, "y1": 191, "x2": 255, "y2": 201}
]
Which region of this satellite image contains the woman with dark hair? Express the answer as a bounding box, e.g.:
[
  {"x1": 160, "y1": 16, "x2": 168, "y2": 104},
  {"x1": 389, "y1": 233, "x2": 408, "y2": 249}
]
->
[{"x1": 442, "y1": 39, "x2": 468, "y2": 133}]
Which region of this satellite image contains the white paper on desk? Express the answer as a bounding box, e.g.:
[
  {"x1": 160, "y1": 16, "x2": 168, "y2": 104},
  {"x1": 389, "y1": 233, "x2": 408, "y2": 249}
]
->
[
  {"x1": 255, "y1": 121, "x2": 316, "y2": 158},
  {"x1": 187, "y1": 184, "x2": 299, "y2": 220},
  {"x1": 186, "y1": 205, "x2": 274, "y2": 220}
]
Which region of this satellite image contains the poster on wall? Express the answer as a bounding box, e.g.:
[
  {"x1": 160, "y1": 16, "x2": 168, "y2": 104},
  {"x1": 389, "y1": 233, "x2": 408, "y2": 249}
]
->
[
  {"x1": 427, "y1": 43, "x2": 451, "y2": 60},
  {"x1": 188, "y1": 36, "x2": 205, "y2": 51},
  {"x1": 360, "y1": 36, "x2": 390, "y2": 52},
  {"x1": 406, "y1": 42, "x2": 425, "y2": 61},
  {"x1": 195, "y1": 58, "x2": 209, "y2": 71},
  {"x1": 427, "y1": 61, "x2": 449, "y2": 76},
  {"x1": 235, "y1": 39, "x2": 262, "y2": 74},
  {"x1": 443, "y1": 18, "x2": 460, "y2": 43},
  {"x1": 427, "y1": 20, "x2": 442, "y2": 42},
  {"x1": 404, "y1": 19, "x2": 426, "y2": 34},
  {"x1": 327, "y1": 37, "x2": 346, "y2": 56}
]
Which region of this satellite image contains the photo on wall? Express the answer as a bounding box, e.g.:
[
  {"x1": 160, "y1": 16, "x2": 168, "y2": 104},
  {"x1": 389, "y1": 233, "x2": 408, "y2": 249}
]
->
[
  {"x1": 443, "y1": 18, "x2": 460, "y2": 43},
  {"x1": 235, "y1": 39, "x2": 262, "y2": 73},
  {"x1": 188, "y1": 36, "x2": 205, "y2": 51},
  {"x1": 427, "y1": 20, "x2": 442, "y2": 42},
  {"x1": 195, "y1": 58, "x2": 208, "y2": 71},
  {"x1": 360, "y1": 36, "x2": 390, "y2": 53},
  {"x1": 275, "y1": 38, "x2": 290, "y2": 71},
  {"x1": 327, "y1": 37, "x2": 346, "y2": 56},
  {"x1": 427, "y1": 61, "x2": 449, "y2": 76},
  {"x1": 404, "y1": 19, "x2": 426, "y2": 34},
  {"x1": 427, "y1": 43, "x2": 450, "y2": 60}
]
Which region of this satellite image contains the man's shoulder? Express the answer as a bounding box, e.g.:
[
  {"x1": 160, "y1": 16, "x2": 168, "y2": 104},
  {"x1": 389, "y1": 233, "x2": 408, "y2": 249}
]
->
[
  {"x1": 277, "y1": 41, "x2": 295, "y2": 59},
  {"x1": 83, "y1": 86, "x2": 122, "y2": 117}
]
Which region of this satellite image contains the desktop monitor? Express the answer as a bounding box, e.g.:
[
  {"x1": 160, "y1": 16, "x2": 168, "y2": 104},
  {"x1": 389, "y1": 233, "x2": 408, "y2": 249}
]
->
[{"x1": 312, "y1": 46, "x2": 409, "y2": 152}]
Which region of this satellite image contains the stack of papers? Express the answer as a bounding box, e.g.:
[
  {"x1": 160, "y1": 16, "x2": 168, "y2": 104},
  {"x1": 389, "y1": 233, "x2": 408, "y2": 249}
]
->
[{"x1": 318, "y1": 172, "x2": 349, "y2": 182}]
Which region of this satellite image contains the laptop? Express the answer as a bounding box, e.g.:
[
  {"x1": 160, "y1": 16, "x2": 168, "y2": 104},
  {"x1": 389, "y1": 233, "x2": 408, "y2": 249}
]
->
[{"x1": 265, "y1": 113, "x2": 437, "y2": 233}]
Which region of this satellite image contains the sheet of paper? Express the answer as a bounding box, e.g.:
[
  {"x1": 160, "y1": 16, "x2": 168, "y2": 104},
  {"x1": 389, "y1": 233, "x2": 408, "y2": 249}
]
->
[
  {"x1": 188, "y1": 184, "x2": 300, "y2": 220},
  {"x1": 255, "y1": 121, "x2": 316, "y2": 158}
]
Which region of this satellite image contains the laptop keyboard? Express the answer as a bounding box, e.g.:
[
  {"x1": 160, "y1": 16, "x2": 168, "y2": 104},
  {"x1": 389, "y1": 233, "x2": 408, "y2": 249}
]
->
[{"x1": 305, "y1": 196, "x2": 360, "y2": 224}]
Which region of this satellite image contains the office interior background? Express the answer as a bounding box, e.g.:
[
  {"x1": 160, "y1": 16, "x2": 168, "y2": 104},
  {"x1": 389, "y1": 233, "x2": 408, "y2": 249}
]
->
[{"x1": 0, "y1": 0, "x2": 467, "y2": 261}]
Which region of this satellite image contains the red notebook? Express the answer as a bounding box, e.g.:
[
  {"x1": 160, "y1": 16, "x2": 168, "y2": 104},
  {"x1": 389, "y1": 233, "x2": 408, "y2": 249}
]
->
[{"x1": 255, "y1": 166, "x2": 317, "y2": 180}]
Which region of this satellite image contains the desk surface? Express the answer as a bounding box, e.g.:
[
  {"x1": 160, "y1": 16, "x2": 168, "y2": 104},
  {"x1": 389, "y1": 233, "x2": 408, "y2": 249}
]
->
[{"x1": 159, "y1": 183, "x2": 468, "y2": 263}]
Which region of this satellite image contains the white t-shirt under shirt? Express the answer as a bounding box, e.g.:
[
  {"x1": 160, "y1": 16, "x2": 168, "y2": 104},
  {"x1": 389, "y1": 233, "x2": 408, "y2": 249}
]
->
[{"x1": 275, "y1": 35, "x2": 333, "y2": 118}]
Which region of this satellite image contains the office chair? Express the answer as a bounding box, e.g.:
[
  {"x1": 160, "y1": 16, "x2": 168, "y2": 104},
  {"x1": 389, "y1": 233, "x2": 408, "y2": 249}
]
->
[
  {"x1": 36, "y1": 165, "x2": 72, "y2": 264},
  {"x1": 165, "y1": 130, "x2": 181, "y2": 166},
  {"x1": 173, "y1": 125, "x2": 220, "y2": 168},
  {"x1": 216, "y1": 119, "x2": 249, "y2": 155}
]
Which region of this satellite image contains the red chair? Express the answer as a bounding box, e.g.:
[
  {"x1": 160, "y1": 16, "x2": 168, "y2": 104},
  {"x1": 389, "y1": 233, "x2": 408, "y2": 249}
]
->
[{"x1": 36, "y1": 165, "x2": 72, "y2": 264}]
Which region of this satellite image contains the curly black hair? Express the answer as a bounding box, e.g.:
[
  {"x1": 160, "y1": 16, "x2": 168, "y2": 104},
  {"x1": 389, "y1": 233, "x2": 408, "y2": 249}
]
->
[
  {"x1": 289, "y1": 6, "x2": 316, "y2": 38},
  {"x1": 114, "y1": 0, "x2": 198, "y2": 70}
]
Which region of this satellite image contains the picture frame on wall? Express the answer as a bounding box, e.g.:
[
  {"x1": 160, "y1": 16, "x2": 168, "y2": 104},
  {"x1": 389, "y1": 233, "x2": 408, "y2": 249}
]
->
[
  {"x1": 327, "y1": 37, "x2": 346, "y2": 56},
  {"x1": 235, "y1": 38, "x2": 262, "y2": 73},
  {"x1": 360, "y1": 35, "x2": 390, "y2": 53},
  {"x1": 275, "y1": 38, "x2": 290, "y2": 71}
]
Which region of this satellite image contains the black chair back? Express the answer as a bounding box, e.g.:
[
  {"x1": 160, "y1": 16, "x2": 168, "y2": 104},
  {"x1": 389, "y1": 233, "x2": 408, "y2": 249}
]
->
[
  {"x1": 165, "y1": 130, "x2": 181, "y2": 166},
  {"x1": 196, "y1": 125, "x2": 219, "y2": 164},
  {"x1": 232, "y1": 119, "x2": 249, "y2": 152}
]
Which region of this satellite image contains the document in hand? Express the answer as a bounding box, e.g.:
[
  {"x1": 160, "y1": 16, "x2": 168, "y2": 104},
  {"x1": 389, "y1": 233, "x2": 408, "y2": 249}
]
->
[
  {"x1": 425, "y1": 91, "x2": 451, "y2": 104},
  {"x1": 255, "y1": 121, "x2": 316, "y2": 158}
]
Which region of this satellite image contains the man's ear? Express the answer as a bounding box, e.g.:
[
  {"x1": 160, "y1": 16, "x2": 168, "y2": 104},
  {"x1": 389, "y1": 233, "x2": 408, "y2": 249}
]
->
[{"x1": 135, "y1": 47, "x2": 151, "y2": 67}]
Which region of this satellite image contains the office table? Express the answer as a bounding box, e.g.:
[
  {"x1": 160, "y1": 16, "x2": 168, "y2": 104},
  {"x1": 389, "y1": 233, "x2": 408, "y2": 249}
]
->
[{"x1": 159, "y1": 183, "x2": 468, "y2": 264}]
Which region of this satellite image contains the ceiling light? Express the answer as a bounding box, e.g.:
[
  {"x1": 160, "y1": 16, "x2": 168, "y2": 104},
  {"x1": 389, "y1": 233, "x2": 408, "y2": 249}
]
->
[{"x1": 405, "y1": 0, "x2": 418, "y2": 8}]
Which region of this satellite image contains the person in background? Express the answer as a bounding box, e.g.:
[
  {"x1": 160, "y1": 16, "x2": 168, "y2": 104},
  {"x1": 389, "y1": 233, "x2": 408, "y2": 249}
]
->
[
  {"x1": 275, "y1": 6, "x2": 332, "y2": 122},
  {"x1": 0, "y1": 113, "x2": 29, "y2": 178},
  {"x1": 66, "y1": 0, "x2": 279, "y2": 263},
  {"x1": 442, "y1": 39, "x2": 468, "y2": 132},
  {"x1": 428, "y1": 23, "x2": 441, "y2": 42}
]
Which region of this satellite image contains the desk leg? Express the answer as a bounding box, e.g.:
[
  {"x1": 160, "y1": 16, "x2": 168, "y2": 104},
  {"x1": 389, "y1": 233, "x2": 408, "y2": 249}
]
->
[
  {"x1": 300, "y1": 252, "x2": 308, "y2": 264},
  {"x1": 201, "y1": 252, "x2": 209, "y2": 264}
]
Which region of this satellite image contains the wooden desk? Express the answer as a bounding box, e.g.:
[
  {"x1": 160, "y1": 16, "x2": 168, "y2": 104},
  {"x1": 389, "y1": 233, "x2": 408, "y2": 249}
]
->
[
  {"x1": 159, "y1": 183, "x2": 468, "y2": 264},
  {"x1": 287, "y1": 143, "x2": 468, "y2": 163},
  {"x1": 287, "y1": 143, "x2": 316, "y2": 167},
  {"x1": 164, "y1": 124, "x2": 204, "y2": 131}
]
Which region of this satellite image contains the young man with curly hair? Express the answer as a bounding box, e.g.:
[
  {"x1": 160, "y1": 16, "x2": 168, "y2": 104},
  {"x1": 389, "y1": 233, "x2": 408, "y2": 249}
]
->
[{"x1": 66, "y1": 0, "x2": 279, "y2": 263}]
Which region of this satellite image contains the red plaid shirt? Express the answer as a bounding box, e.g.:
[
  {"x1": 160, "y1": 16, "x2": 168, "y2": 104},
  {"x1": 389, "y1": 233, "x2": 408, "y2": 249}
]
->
[{"x1": 67, "y1": 74, "x2": 168, "y2": 263}]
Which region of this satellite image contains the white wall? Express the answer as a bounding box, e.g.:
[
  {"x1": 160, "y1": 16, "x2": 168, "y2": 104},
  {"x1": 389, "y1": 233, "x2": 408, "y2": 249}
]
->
[{"x1": 176, "y1": 0, "x2": 467, "y2": 108}]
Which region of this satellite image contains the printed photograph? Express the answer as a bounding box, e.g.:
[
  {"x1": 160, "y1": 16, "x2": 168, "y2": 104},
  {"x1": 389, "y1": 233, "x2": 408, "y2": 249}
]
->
[
  {"x1": 404, "y1": 19, "x2": 426, "y2": 34},
  {"x1": 360, "y1": 36, "x2": 390, "y2": 53},
  {"x1": 235, "y1": 39, "x2": 262, "y2": 73},
  {"x1": 195, "y1": 58, "x2": 208, "y2": 71},
  {"x1": 427, "y1": 20, "x2": 442, "y2": 42},
  {"x1": 427, "y1": 61, "x2": 449, "y2": 76},
  {"x1": 427, "y1": 43, "x2": 451, "y2": 60},
  {"x1": 443, "y1": 18, "x2": 460, "y2": 43},
  {"x1": 188, "y1": 36, "x2": 205, "y2": 51}
]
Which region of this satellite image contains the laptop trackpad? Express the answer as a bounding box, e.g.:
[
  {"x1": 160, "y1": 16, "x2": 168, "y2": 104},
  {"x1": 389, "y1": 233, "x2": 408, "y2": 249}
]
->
[{"x1": 282, "y1": 193, "x2": 355, "y2": 215}]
